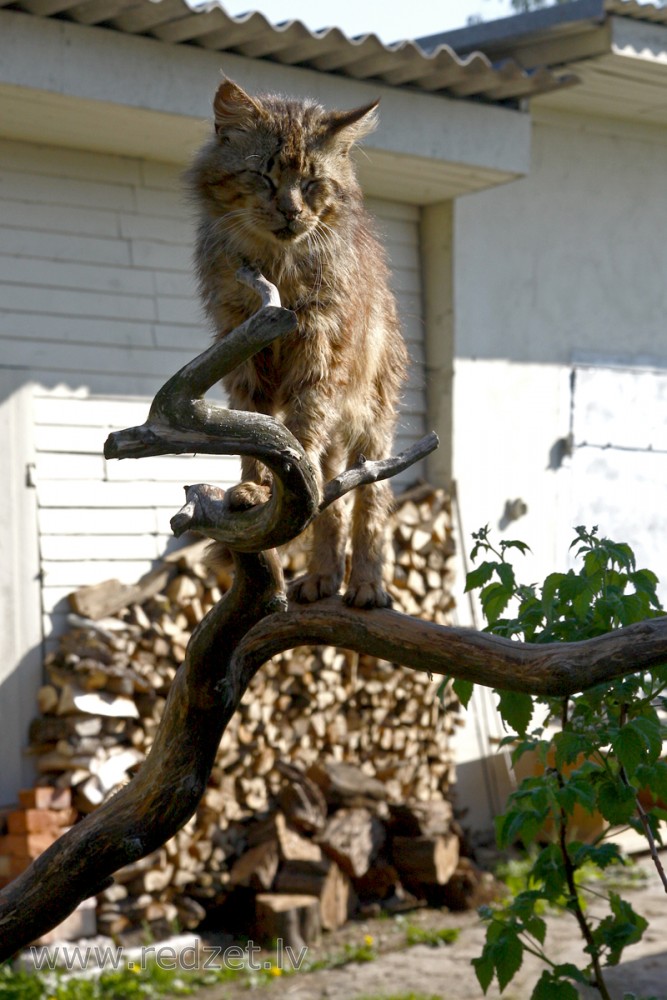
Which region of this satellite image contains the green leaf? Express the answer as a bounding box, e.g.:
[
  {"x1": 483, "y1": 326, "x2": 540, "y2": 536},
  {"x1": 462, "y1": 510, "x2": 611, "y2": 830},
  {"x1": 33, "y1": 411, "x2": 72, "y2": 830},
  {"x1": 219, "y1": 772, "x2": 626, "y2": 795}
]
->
[
  {"x1": 465, "y1": 561, "x2": 497, "y2": 593},
  {"x1": 532, "y1": 971, "x2": 580, "y2": 1000},
  {"x1": 594, "y1": 892, "x2": 648, "y2": 965},
  {"x1": 496, "y1": 806, "x2": 546, "y2": 848},
  {"x1": 597, "y1": 778, "x2": 636, "y2": 825},
  {"x1": 500, "y1": 539, "x2": 531, "y2": 555},
  {"x1": 495, "y1": 930, "x2": 524, "y2": 992},
  {"x1": 631, "y1": 715, "x2": 663, "y2": 764},
  {"x1": 497, "y1": 690, "x2": 534, "y2": 735},
  {"x1": 497, "y1": 561, "x2": 516, "y2": 592},
  {"x1": 524, "y1": 914, "x2": 547, "y2": 945},
  {"x1": 480, "y1": 581, "x2": 513, "y2": 625},
  {"x1": 452, "y1": 677, "x2": 474, "y2": 709},
  {"x1": 571, "y1": 841, "x2": 623, "y2": 870},
  {"x1": 541, "y1": 572, "x2": 567, "y2": 621},
  {"x1": 613, "y1": 726, "x2": 647, "y2": 778},
  {"x1": 472, "y1": 951, "x2": 494, "y2": 993},
  {"x1": 553, "y1": 730, "x2": 590, "y2": 768}
]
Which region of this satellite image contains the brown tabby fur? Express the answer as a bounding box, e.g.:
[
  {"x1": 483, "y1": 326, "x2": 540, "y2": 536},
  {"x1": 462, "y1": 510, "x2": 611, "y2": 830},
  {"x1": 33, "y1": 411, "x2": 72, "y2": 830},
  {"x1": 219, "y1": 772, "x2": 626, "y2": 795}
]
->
[{"x1": 186, "y1": 78, "x2": 407, "y2": 608}]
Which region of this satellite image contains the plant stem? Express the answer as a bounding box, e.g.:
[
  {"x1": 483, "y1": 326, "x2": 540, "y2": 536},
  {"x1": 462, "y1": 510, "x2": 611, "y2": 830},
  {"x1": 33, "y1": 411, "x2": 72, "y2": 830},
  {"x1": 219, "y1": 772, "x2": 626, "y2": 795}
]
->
[{"x1": 556, "y1": 770, "x2": 612, "y2": 1000}]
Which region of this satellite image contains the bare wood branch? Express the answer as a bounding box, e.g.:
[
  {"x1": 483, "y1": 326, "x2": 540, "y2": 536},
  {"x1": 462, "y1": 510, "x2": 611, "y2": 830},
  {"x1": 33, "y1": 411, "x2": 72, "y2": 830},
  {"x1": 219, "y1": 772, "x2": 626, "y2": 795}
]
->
[
  {"x1": 320, "y1": 432, "x2": 439, "y2": 512},
  {"x1": 233, "y1": 599, "x2": 667, "y2": 699}
]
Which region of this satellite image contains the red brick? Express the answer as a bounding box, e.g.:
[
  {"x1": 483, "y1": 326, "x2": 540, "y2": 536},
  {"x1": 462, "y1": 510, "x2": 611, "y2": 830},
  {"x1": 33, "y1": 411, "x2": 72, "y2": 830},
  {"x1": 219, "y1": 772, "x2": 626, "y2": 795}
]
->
[
  {"x1": 7, "y1": 808, "x2": 75, "y2": 834},
  {"x1": 0, "y1": 832, "x2": 58, "y2": 858},
  {"x1": 18, "y1": 787, "x2": 72, "y2": 811}
]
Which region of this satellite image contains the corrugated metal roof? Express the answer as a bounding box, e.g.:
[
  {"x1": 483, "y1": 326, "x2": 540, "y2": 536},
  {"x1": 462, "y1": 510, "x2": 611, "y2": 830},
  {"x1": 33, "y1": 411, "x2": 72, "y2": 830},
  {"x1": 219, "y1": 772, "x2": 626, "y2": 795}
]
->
[
  {"x1": 0, "y1": 0, "x2": 576, "y2": 103},
  {"x1": 418, "y1": 0, "x2": 667, "y2": 64},
  {"x1": 608, "y1": 0, "x2": 667, "y2": 25}
]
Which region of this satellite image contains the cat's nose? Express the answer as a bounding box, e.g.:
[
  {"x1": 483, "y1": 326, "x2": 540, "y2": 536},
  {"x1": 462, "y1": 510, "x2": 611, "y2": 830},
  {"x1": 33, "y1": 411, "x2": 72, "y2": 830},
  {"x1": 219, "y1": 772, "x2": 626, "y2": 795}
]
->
[{"x1": 283, "y1": 205, "x2": 302, "y2": 221}]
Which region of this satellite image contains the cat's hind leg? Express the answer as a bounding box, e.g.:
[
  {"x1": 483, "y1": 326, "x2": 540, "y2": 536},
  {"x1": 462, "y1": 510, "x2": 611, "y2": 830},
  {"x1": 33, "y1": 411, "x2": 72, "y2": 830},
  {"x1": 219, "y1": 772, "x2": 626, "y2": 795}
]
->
[
  {"x1": 344, "y1": 430, "x2": 395, "y2": 609},
  {"x1": 288, "y1": 439, "x2": 348, "y2": 604}
]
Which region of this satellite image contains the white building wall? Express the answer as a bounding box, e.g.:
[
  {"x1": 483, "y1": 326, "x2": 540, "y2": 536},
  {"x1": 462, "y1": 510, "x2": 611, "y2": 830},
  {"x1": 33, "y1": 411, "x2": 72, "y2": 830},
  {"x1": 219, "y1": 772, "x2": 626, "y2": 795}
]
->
[
  {"x1": 452, "y1": 112, "x2": 667, "y2": 605},
  {"x1": 450, "y1": 112, "x2": 667, "y2": 833}
]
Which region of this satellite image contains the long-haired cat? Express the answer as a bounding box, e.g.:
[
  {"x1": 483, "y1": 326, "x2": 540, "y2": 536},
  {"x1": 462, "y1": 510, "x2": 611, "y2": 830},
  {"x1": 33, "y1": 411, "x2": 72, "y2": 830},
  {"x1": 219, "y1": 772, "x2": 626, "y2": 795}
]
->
[{"x1": 186, "y1": 78, "x2": 407, "y2": 608}]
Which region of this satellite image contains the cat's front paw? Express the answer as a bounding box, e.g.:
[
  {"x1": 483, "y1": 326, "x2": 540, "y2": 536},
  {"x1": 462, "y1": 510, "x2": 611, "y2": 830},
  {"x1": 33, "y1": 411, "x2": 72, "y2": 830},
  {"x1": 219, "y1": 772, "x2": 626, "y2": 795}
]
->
[
  {"x1": 343, "y1": 582, "x2": 393, "y2": 609},
  {"x1": 289, "y1": 572, "x2": 341, "y2": 603},
  {"x1": 225, "y1": 481, "x2": 271, "y2": 511}
]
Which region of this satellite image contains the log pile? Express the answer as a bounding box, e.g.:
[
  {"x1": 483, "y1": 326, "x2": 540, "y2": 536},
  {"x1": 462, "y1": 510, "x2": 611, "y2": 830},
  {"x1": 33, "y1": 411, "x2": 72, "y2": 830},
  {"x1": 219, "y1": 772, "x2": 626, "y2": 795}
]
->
[{"x1": 4, "y1": 485, "x2": 463, "y2": 942}]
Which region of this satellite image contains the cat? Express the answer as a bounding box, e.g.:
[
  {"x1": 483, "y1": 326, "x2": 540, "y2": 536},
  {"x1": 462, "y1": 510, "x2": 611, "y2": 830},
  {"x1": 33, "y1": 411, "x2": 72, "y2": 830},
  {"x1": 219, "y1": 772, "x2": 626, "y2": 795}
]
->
[{"x1": 186, "y1": 77, "x2": 408, "y2": 609}]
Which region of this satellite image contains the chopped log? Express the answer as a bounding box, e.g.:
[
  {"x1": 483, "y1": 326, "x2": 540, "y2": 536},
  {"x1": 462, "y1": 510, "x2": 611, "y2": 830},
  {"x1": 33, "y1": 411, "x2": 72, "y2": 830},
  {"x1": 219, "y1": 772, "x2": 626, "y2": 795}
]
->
[
  {"x1": 391, "y1": 834, "x2": 459, "y2": 887},
  {"x1": 247, "y1": 812, "x2": 321, "y2": 864},
  {"x1": 69, "y1": 566, "x2": 172, "y2": 621},
  {"x1": 352, "y1": 857, "x2": 401, "y2": 902},
  {"x1": 318, "y1": 808, "x2": 385, "y2": 878},
  {"x1": 389, "y1": 800, "x2": 454, "y2": 838},
  {"x1": 254, "y1": 893, "x2": 321, "y2": 951},
  {"x1": 277, "y1": 762, "x2": 327, "y2": 835},
  {"x1": 229, "y1": 840, "x2": 280, "y2": 891},
  {"x1": 434, "y1": 858, "x2": 498, "y2": 912},
  {"x1": 274, "y1": 858, "x2": 354, "y2": 931},
  {"x1": 308, "y1": 761, "x2": 387, "y2": 806}
]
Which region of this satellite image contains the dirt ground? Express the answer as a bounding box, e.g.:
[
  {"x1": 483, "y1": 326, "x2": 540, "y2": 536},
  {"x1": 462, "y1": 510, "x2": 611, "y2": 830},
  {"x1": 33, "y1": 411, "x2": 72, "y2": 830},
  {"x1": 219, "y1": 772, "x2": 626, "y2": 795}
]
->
[{"x1": 196, "y1": 854, "x2": 667, "y2": 1000}]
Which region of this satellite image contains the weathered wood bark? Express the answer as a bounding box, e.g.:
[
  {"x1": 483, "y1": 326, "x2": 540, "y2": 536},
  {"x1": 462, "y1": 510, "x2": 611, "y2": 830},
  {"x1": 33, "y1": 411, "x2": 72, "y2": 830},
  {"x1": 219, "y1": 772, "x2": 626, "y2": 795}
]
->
[{"x1": 2, "y1": 267, "x2": 667, "y2": 959}]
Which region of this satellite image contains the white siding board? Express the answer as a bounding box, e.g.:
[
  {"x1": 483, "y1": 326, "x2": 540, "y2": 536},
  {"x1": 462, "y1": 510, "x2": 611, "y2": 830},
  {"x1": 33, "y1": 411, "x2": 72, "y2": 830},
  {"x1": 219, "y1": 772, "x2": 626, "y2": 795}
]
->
[
  {"x1": 0, "y1": 200, "x2": 120, "y2": 238},
  {"x1": 40, "y1": 534, "x2": 168, "y2": 562},
  {"x1": 34, "y1": 395, "x2": 152, "y2": 427},
  {"x1": 153, "y1": 323, "x2": 205, "y2": 349},
  {"x1": 3, "y1": 340, "x2": 200, "y2": 377},
  {"x1": 38, "y1": 507, "x2": 160, "y2": 535},
  {"x1": 0, "y1": 254, "x2": 155, "y2": 295},
  {"x1": 105, "y1": 454, "x2": 238, "y2": 482},
  {"x1": 1, "y1": 313, "x2": 155, "y2": 347},
  {"x1": 118, "y1": 213, "x2": 192, "y2": 243},
  {"x1": 36, "y1": 479, "x2": 188, "y2": 508},
  {"x1": 0, "y1": 169, "x2": 137, "y2": 211},
  {"x1": 36, "y1": 452, "x2": 104, "y2": 480},
  {"x1": 130, "y1": 240, "x2": 191, "y2": 271},
  {"x1": 0, "y1": 284, "x2": 156, "y2": 321},
  {"x1": 42, "y1": 560, "x2": 158, "y2": 588},
  {"x1": 0, "y1": 225, "x2": 127, "y2": 261},
  {"x1": 0, "y1": 138, "x2": 142, "y2": 185}
]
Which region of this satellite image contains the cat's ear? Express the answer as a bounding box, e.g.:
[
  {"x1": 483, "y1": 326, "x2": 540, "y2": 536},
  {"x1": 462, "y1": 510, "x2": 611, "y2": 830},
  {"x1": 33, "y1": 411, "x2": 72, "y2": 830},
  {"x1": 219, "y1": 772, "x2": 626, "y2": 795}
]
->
[
  {"x1": 323, "y1": 99, "x2": 380, "y2": 150},
  {"x1": 213, "y1": 77, "x2": 265, "y2": 133}
]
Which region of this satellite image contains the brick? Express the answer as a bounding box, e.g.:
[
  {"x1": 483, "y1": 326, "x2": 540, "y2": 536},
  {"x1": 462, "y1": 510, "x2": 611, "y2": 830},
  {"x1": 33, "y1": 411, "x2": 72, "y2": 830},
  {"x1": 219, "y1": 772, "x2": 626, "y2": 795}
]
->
[
  {"x1": 0, "y1": 832, "x2": 58, "y2": 858},
  {"x1": 18, "y1": 787, "x2": 72, "y2": 811},
  {"x1": 7, "y1": 808, "x2": 76, "y2": 835}
]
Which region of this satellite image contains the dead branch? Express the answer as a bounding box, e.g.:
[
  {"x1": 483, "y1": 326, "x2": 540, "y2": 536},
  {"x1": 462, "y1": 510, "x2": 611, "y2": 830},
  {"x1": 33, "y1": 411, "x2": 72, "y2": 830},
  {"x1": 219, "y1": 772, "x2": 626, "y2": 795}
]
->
[{"x1": 233, "y1": 598, "x2": 667, "y2": 699}]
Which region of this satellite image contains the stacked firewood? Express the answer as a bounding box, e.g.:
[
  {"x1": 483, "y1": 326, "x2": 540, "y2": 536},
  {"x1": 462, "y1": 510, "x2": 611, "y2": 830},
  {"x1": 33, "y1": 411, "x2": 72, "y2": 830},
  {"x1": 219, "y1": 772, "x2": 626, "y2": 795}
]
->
[{"x1": 16, "y1": 485, "x2": 462, "y2": 941}]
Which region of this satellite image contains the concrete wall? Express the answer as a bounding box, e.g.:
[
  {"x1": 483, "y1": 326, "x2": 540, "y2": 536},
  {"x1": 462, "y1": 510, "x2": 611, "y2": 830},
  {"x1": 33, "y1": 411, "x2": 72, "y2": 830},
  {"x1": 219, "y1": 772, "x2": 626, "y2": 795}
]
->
[
  {"x1": 452, "y1": 110, "x2": 667, "y2": 602},
  {"x1": 449, "y1": 110, "x2": 667, "y2": 834}
]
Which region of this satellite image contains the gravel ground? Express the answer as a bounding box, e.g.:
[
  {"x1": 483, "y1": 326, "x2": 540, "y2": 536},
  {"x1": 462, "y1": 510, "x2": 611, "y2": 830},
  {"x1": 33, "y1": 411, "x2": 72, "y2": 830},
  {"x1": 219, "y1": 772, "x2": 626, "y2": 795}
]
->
[{"x1": 194, "y1": 856, "x2": 667, "y2": 1000}]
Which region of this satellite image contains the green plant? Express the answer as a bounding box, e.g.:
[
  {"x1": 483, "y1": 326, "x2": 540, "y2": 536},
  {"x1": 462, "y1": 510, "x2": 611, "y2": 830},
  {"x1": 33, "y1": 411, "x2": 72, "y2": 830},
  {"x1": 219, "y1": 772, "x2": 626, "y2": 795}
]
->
[
  {"x1": 458, "y1": 526, "x2": 667, "y2": 1000},
  {"x1": 404, "y1": 924, "x2": 459, "y2": 948}
]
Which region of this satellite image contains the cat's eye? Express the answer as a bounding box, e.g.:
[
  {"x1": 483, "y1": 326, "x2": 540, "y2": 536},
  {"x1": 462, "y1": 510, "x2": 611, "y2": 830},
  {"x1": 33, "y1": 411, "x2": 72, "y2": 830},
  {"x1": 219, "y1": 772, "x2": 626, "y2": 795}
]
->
[
  {"x1": 259, "y1": 174, "x2": 276, "y2": 192},
  {"x1": 302, "y1": 179, "x2": 322, "y2": 196}
]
